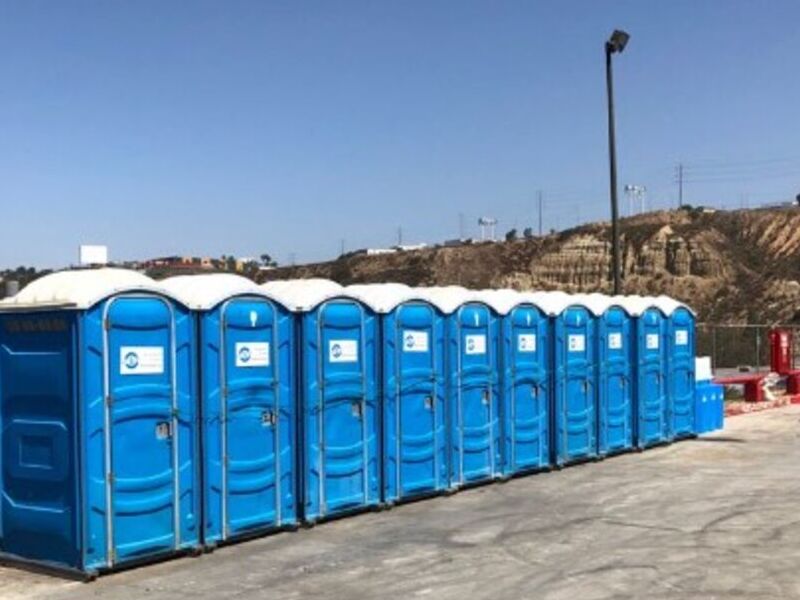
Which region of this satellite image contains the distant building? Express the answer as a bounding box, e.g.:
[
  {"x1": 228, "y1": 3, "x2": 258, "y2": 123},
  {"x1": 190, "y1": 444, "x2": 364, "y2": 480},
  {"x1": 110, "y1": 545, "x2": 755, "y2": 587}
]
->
[
  {"x1": 141, "y1": 256, "x2": 216, "y2": 270},
  {"x1": 393, "y1": 243, "x2": 428, "y2": 252}
]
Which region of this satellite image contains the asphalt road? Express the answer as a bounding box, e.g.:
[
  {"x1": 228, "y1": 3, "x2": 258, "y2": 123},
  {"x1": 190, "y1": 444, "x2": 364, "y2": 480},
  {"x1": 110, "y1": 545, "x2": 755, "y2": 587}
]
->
[{"x1": 3, "y1": 406, "x2": 799, "y2": 600}]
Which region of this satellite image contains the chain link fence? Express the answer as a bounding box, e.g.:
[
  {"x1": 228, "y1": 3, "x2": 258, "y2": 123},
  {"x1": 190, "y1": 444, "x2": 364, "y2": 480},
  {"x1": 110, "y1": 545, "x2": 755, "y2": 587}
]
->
[{"x1": 696, "y1": 324, "x2": 800, "y2": 373}]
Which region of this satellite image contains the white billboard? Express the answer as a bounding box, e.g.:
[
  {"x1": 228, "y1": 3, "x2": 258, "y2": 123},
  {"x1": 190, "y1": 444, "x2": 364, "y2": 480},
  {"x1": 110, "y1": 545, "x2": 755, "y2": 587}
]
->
[{"x1": 79, "y1": 245, "x2": 109, "y2": 266}]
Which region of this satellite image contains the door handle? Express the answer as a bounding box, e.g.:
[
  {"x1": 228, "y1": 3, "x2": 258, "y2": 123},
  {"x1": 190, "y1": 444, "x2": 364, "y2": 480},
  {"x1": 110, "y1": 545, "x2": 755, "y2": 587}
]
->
[
  {"x1": 261, "y1": 410, "x2": 277, "y2": 426},
  {"x1": 424, "y1": 396, "x2": 434, "y2": 410},
  {"x1": 155, "y1": 421, "x2": 172, "y2": 440},
  {"x1": 352, "y1": 401, "x2": 364, "y2": 418},
  {"x1": 481, "y1": 390, "x2": 490, "y2": 405}
]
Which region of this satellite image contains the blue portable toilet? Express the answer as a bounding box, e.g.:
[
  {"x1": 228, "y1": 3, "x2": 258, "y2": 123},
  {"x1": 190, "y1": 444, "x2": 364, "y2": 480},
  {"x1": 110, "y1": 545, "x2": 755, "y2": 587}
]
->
[
  {"x1": 264, "y1": 279, "x2": 380, "y2": 522},
  {"x1": 480, "y1": 289, "x2": 551, "y2": 476},
  {"x1": 543, "y1": 292, "x2": 600, "y2": 466},
  {"x1": 346, "y1": 284, "x2": 449, "y2": 505},
  {"x1": 162, "y1": 274, "x2": 297, "y2": 546},
  {"x1": 591, "y1": 294, "x2": 635, "y2": 456},
  {"x1": 627, "y1": 296, "x2": 671, "y2": 448},
  {"x1": 0, "y1": 269, "x2": 200, "y2": 576},
  {"x1": 657, "y1": 296, "x2": 696, "y2": 439},
  {"x1": 421, "y1": 287, "x2": 502, "y2": 488},
  {"x1": 694, "y1": 381, "x2": 711, "y2": 434}
]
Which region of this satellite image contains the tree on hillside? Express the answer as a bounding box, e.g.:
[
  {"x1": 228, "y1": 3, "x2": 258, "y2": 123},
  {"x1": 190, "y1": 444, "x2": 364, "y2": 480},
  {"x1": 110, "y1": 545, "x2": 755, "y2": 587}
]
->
[
  {"x1": 523, "y1": 227, "x2": 534, "y2": 239},
  {"x1": 260, "y1": 253, "x2": 277, "y2": 267},
  {"x1": 505, "y1": 228, "x2": 518, "y2": 242}
]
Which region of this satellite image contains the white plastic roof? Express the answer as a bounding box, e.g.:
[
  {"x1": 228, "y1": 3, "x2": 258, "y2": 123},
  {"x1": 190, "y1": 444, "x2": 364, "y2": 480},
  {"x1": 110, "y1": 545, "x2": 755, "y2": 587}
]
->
[
  {"x1": 344, "y1": 283, "x2": 415, "y2": 314},
  {"x1": 0, "y1": 268, "x2": 172, "y2": 311},
  {"x1": 522, "y1": 291, "x2": 572, "y2": 316},
  {"x1": 571, "y1": 293, "x2": 613, "y2": 317},
  {"x1": 475, "y1": 289, "x2": 527, "y2": 315},
  {"x1": 260, "y1": 278, "x2": 345, "y2": 312},
  {"x1": 653, "y1": 294, "x2": 695, "y2": 316},
  {"x1": 161, "y1": 274, "x2": 268, "y2": 310},
  {"x1": 415, "y1": 286, "x2": 480, "y2": 314}
]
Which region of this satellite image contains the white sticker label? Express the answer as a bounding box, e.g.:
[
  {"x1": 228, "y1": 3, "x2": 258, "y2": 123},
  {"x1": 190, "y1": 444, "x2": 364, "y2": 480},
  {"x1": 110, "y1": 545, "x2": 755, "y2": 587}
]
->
[
  {"x1": 608, "y1": 332, "x2": 623, "y2": 350},
  {"x1": 646, "y1": 334, "x2": 660, "y2": 350},
  {"x1": 235, "y1": 342, "x2": 270, "y2": 367},
  {"x1": 465, "y1": 334, "x2": 486, "y2": 355},
  {"x1": 120, "y1": 346, "x2": 164, "y2": 375},
  {"x1": 329, "y1": 339, "x2": 358, "y2": 363},
  {"x1": 518, "y1": 334, "x2": 536, "y2": 352},
  {"x1": 568, "y1": 334, "x2": 585, "y2": 353},
  {"x1": 675, "y1": 330, "x2": 688, "y2": 346},
  {"x1": 402, "y1": 330, "x2": 429, "y2": 352}
]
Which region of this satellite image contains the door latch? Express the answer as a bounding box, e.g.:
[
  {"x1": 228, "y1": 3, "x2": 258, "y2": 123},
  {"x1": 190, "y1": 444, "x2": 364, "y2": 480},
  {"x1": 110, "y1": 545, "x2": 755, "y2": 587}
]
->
[
  {"x1": 352, "y1": 401, "x2": 364, "y2": 418},
  {"x1": 481, "y1": 390, "x2": 490, "y2": 405},
  {"x1": 261, "y1": 410, "x2": 277, "y2": 426},
  {"x1": 156, "y1": 421, "x2": 172, "y2": 439},
  {"x1": 424, "y1": 396, "x2": 434, "y2": 410}
]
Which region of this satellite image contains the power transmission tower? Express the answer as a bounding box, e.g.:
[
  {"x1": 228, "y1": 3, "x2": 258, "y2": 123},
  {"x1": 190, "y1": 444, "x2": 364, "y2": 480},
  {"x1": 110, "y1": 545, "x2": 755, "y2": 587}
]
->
[{"x1": 478, "y1": 217, "x2": 497, "y2": 241}]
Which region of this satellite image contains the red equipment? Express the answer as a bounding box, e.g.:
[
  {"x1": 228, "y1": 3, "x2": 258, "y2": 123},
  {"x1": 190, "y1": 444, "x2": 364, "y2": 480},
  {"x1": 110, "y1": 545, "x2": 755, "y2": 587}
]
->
[
  {"x1": 713, "y1": 374, "x2": 766, "y2": 403},
  {"x1": 769, "y1": 328, "x2": 793, "y2": 375}
]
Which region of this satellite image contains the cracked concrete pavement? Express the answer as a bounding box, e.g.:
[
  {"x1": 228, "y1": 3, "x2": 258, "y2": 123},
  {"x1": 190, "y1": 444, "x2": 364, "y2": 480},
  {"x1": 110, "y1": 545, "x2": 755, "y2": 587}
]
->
[{"x1": 2, "y1": 406, "x2": 799, "y2": 600}]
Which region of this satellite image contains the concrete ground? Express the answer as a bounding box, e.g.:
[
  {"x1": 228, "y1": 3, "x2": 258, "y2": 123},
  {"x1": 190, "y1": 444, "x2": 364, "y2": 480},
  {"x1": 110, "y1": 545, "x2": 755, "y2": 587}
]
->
[{"x1": 3, "y1": 407, "x2": 800, "y2": 600}]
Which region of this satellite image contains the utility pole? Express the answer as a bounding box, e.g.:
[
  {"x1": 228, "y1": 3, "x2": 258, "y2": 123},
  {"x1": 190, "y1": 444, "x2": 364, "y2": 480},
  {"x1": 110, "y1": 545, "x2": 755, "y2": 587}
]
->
[
  {"x1": 458, "y1": 213, "x2": 465, "y2": 240},
  {"x1": 397, "y1": 226, "x2": 403, "y2": 246},
  {"x1": 677, "y1": 163, "x2": 684, "y2": 207},
  {"x1": 605, "y1": 29, "x2": 630, "y2": 296},
  {"x1": 537, "y1": 190, "x2": 543, "y2": 236},
  {"x1": 339, "y1": 238, "x2": 345, "y2": 257}
]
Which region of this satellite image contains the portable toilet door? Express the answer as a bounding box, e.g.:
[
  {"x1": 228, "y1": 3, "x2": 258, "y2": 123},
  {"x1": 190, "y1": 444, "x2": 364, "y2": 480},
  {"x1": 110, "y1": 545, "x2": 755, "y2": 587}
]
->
[
  {"x1": 429, "y1": 287, "x2": 502, "y2": 487},
  {"x1": 633, "y1": 300, "x2": 670, "y2": 448},
  {"x1": 551, "y1": 294, "x2": 598, "y2": 466},
  {"x1": 265, "y1": 280, "x2": 380, "y2": 522},
  {"x1": 596, "y1": 297, "x2": 634, "y2": 456},
  {"x1": 347, "y1": 284, "x2": 448, "y2": 505},
  {"x1": 162, "y1": 274, "x2": 297, "y2": 547},
  {"x1": 659, "y1": 297, "x2": 696, "y2": 439},
  {"x1": 0, "y1": 269, "x2": 200, "y2": 576},
  {"x1": 485, "y1": 290, "x2": 551, "y2": 476}
]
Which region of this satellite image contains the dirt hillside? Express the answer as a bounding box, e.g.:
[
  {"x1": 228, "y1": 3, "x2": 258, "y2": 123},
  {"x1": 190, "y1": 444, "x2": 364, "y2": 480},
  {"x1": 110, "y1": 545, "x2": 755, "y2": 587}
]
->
[{"x1": 260, "y1": 207, "x2": 800, "y2": 324}]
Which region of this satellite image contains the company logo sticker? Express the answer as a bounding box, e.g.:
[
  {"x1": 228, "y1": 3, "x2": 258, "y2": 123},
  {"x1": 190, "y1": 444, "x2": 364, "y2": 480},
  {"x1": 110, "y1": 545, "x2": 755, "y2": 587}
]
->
[
  {"x1": 568, "y1": 334, "x2": 585, "y2": 353},
  {"x1": 465, "y1": 334, "x2": 486, "y2": 355},
  {"x1": 235, "y1": 342, "x2": 270, "y2": 367},
  {"x1": 518, "y1": 334, "x2": 536, "y2": 353},
  {"x1": 646, "y1": 333, "x2": 660, "y2": 350},
  {"x1": 403, "y1": 330, "x2": 429, "y2": 352},
  {"x1": 329, "y1": 339, "x2": 358, "y2": 363},
  {"x1": 608, "y1": 332, "x2": 623, "y2": 350},
  {"x1": 675, "y1": 330, "x2": 688, "y2": 346},
  {"x1": 120, "y1": 346, "x2": 164, "y2": 375}
]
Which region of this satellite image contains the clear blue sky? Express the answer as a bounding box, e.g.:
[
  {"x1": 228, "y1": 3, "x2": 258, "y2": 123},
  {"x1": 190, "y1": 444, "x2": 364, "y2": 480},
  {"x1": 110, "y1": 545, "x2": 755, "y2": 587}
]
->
[{"x1": 2, "y1": 1, "x2": 800, "y2": 268}]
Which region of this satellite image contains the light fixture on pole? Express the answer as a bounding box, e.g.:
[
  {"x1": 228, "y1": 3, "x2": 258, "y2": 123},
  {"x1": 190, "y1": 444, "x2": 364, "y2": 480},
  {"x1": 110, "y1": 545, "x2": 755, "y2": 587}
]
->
[{"x1": 605, "y1": 29, "x2": 629, "y2": 295}]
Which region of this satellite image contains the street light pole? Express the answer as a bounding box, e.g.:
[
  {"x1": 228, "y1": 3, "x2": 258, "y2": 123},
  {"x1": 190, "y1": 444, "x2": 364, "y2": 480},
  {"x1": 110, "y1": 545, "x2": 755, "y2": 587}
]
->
[{"x1": 605, "y1": 29, "x2": 629, "y2": 296}]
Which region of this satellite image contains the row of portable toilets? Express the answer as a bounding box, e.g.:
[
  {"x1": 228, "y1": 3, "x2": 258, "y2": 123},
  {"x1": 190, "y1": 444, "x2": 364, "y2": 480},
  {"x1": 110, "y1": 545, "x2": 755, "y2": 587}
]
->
[{"x1": 0, "y1": 268, "x2": 712, "y2": 577}]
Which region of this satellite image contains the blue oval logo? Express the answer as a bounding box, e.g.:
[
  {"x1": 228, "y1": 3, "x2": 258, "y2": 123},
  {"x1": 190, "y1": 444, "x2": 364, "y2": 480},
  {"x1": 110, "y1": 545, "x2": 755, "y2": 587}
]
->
[
  {"x1": 238, "y1": 346, "x2": 251, "y2": 363},
  {"x1": 124, "y1": 352, "x2": 139, "y2": 369}
]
